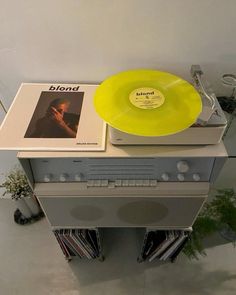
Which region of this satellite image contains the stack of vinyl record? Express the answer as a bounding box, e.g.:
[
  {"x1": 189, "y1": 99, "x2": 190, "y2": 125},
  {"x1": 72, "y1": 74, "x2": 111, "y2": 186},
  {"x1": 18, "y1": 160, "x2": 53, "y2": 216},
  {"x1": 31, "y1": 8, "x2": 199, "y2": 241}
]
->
[
  {"x1": 53, "y1": 229, "x2": 100, "y2": 260},
  {"x1": 140, "y1": 230, "x2": 190, "y2": 263}
]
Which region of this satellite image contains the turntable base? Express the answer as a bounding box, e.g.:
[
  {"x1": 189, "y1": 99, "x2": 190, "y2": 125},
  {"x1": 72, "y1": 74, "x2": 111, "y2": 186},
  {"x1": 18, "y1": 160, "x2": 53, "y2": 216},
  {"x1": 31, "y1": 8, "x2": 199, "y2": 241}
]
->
[
  {"x1": 109, "y1": 125, "x2": 225, "y2": 145},
  {"x1": 109, "y1": 99, "x2": 227, "y2": 145}
]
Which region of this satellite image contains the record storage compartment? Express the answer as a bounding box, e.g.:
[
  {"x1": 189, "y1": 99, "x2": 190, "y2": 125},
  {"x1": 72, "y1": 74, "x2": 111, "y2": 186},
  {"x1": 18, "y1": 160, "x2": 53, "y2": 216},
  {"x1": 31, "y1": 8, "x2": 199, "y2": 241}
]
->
[
  {"x1": 53, "y1": 228, "x2": 104, "y2": 261},
  {"x1": 138, "y1": 228, "x2": 191, "y2": 263}
]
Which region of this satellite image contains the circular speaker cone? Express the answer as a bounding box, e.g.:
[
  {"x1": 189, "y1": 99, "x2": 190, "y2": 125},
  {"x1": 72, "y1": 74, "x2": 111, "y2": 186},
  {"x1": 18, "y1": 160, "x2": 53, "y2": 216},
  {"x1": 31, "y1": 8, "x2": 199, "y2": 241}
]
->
[
  {"x1": 117, "y1": 200, "x2": 168, "y2": 225},
  {"x1": 70, "y1": 205, "x2": 104, "y2": 221}
]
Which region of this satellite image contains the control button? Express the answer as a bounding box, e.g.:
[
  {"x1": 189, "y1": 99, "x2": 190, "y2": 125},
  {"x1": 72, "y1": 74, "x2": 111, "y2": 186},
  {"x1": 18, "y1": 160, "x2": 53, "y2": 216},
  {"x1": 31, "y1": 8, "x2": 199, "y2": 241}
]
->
[
  {"x1": 193, "y1": 173, "x2": 201, "y2": 181},
  {"x1": 161, "y1": 173, "x2": 169, "y2": 181},
  {"x1": 87, "y1": 180, "x2": 94, "y2": 187},
  {"x1": 142, "y1": 180, "x2": 150, "y2": 186},
  {"x1": 122, "y1": 180, "x2": 129, "y2": 186},
  {"x1": 44, "y1": 174, "x2": 52, "y2": 182},
  {"x1": 108, "y1": 182, "x2": 115, "y2": 189},
  {"x1": 177, "y1": 173, "x2": 185, "y2": 181},
  {"x1": 101, "y1": 180, "x2": 109, "y2": 187},
  {"x1": 177, "y1": 161, "x2": 189, "y2": 173},
  {"x1": 94, "y1": 180, "x2": 101, "y2": 187},
  {"x1": 59, "y1": 173, "x2": 68, "y2": 182},
  {"x1": 115, "y1": 180, "x2": 122, "y2": 187},
  {"x1": 135, "y1": 180, "x2": 143, "y2": 186},
  {"x1": 74, "y1": 173, "x2": 83, "y2": 181},
  {"x1": 128, "y1": 180, "x2": 136, "y2": 186},
  {"x1": 150, "y1": 180, "x2": 157, "y2": 186}
]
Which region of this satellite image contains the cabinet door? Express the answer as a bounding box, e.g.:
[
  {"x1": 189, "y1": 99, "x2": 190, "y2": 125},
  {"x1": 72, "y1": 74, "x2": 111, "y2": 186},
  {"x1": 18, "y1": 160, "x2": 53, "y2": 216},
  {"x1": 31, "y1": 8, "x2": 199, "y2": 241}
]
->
[{"x1": 38, "y1": 195, "x2": 206, "y2": 228}]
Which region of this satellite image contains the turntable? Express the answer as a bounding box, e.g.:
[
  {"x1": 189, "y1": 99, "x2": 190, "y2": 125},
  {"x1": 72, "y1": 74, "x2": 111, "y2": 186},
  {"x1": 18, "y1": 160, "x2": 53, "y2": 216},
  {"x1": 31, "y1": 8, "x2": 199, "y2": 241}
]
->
[{"x1": 94, "y1": 65, "x2": 227, "y2": 145}]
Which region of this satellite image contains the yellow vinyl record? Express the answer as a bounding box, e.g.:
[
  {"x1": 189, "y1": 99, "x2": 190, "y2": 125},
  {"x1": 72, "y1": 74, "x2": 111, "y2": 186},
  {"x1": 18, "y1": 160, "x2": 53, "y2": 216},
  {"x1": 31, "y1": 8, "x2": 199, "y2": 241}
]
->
[{"x1": 94, "y1": 69, "x2": 202, "y2": 136}]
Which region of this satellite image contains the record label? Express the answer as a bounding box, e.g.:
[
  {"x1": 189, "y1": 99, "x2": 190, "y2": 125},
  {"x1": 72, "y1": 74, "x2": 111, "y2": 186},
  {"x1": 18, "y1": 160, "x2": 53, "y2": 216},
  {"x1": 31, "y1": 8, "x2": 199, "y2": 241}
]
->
[{"x1": 129, "y1": 87, "x2": 165, "y2": 109}]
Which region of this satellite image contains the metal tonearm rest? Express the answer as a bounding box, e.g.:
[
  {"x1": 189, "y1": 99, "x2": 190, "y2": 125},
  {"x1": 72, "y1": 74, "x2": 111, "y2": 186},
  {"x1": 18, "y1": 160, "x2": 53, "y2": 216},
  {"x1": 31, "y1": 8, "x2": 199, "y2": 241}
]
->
[{"x1": 191, "y1": 65, "x2": 217, "y2": 125}]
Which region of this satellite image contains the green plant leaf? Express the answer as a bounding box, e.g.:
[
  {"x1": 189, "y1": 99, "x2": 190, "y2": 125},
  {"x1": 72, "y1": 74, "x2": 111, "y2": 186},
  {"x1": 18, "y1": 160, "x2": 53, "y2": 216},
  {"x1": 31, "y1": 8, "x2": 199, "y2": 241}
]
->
[{"x1": 183, "y1": 188, "x2": 236, "y2": 260}]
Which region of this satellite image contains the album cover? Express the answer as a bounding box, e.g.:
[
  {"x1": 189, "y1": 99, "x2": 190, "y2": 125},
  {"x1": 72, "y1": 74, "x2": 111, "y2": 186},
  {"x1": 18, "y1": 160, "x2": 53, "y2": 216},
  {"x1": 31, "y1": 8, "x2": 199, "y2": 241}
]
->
[
  {"x1": 0, "y1": 83, "x2": 106, "y2": 151},
  {"x1": 25, "y1": 91, "x2": 83, "y2": 139}
]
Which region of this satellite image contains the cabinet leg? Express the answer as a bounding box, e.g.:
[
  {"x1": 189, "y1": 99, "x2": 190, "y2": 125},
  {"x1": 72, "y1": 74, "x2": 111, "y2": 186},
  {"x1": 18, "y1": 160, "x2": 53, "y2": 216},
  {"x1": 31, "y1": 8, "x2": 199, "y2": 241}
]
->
[{"x1": 137, "y1": 256, "x2": 144, "y2": 263}]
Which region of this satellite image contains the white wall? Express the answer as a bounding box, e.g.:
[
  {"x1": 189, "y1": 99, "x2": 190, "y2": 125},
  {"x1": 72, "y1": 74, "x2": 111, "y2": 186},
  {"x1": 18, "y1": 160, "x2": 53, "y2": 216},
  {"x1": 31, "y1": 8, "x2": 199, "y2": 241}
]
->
[
  {"x1": 0, "y1": 0, "x2": 236, "y2": 107},
  {"x1": 0, "y1": 0, "x2": 236, "y2": 188}
]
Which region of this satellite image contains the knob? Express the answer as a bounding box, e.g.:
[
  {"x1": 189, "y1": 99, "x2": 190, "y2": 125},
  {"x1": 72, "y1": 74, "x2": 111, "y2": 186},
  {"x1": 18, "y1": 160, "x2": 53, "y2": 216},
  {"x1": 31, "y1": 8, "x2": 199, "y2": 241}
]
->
[
  {"x1": 177, "y1": 160, "x2": 189, "y2": 173},
  {"x1": 74, "y1": 173, "x2": 83, "y2": 181},
  {"x1": 161, "y1": 173, "x2": 170, "y2": 181},
  {"x1": 193, "y1": 173, "x2": 200, "y2": 181},
  {"x1": 59, "y1": 173, "x2": 68, "y2": 182},
  {"x1": 44, "y1": 174, "x2": 52, "y2": 182},
  {"x1": 177, "y1": 173, "x2": 185, "y2": 181}
]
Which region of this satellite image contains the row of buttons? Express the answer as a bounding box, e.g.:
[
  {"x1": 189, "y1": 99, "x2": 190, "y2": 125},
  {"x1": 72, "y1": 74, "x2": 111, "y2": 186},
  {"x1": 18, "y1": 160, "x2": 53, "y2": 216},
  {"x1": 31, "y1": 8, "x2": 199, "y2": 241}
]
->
[
  {"x1": 86, "y1": 180, "x2": 158, "y2": 187},
  {"x1": 43, "y1": 161, "x2": 198, "y2": 183},
  {"x1": 87, "y1": 180, "x2": 108, "y2": 187},
  {"x1": 86, "y1": 176, "x2": 200, "y2": 187},
  {"x1": 162, "y1": 173, "x2": 200, "y2": 182},
  {"x1": 43, "y1": 174, "x2": 201, "y2": 183},
  {"x1": 114, "y1": 179, "x2": 157, "y2": 187},
  {"x1": 44, "y1": 173, "x2": 83, "y2": 182}
]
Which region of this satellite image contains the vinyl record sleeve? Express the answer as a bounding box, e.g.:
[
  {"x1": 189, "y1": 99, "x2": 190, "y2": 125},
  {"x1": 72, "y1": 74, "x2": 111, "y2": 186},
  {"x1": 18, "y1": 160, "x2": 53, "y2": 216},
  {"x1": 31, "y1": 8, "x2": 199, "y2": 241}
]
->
[
  {"x1": 53, "y1": 230, "x2": 71, "y2": 259},
  {"x1": 0, "y1": 83, "x2": 106, "y2": 151},
  {"x1": 159, "y1": 233, "x2": 188, "y2": 260}
]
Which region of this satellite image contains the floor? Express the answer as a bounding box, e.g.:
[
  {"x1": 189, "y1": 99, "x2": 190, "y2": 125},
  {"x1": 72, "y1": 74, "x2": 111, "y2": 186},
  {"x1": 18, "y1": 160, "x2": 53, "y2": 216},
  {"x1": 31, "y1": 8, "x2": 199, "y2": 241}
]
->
[{"x1": 0, "y1": 199, "x2": 236, "y2": 295}]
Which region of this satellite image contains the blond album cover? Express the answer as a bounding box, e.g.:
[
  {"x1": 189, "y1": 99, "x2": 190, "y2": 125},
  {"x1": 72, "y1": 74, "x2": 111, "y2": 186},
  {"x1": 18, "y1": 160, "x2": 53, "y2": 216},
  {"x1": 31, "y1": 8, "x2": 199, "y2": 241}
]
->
[{"x1": 0, "y1": 83, "x2": 106, "y2": 151}]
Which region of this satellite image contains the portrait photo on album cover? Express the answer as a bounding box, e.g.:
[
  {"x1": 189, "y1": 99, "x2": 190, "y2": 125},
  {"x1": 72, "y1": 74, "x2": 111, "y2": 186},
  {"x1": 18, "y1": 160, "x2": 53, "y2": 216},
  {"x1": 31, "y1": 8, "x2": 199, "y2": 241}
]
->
[{"x1": 24, "y1": 91, "x2": 84, "y2": 138}]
